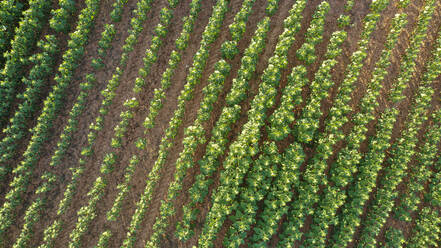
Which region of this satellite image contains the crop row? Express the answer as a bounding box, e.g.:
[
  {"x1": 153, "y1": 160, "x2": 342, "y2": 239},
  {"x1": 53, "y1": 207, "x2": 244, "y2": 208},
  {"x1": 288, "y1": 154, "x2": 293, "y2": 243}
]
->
[
  {"x1": 393, "y1": 109, "x2": 441, "y2": 223},
  {"x1": 95, "y1": 0, "x2": 204, "y2": 244},
  {"x1": 104, "y1": 0, "x2": 203, "y2": 227},
  {"x1": 119, "y1": 0, "x2": 230, "y2": 247},
  {"x1": 301, "y1": 12, "x2": 408, "y2": 248},
  {"x1": 196, "y1": 0, "x2": 310, "y2": 247},
  {"x1": 145, "y1": 0, "x2": 268, "y2": 246},
  {"x1": 407, "y1": 153, "x2": 441, "y2": 247},
  {"x1": 0, "y1": 0, "x2": 25, "y2": 65},
  {"x1": 0, "y1": 0, "x2": 76, "y2": 179},
  {"x1": 232, "y1": 66, "x2": 307, "y2": 248},
  {"x1": 251, "y1": 9, "x2": 354, "y2": 248},
  {"x1": 0, "y1": 0, "x2": 102, "y2": 244},
  {"x1": 12, "y1": 2, "x2": 119, "y2": 248},
  {"x1": 176, "y1": 10, "x2": 273, "y2": 242},
  {"x1": 356, "y1": 97, "x2": 440, "y2": 248},
  {"x1": 67, "y1": 0, "x2": 180, "y2": 246},
  {"x1": 0, "y1": 0, "x2": 65, "y2": 128},
  {"x1": 276, "y1": 0, "x2": 392, "y2": 246},
  {"x1": 35, "y1": 0, "x2": 157, "y2": 245},
  {"x1": 400, "y1": 110, "x2": 441, "y2": 248},
  {"x1": 296, "y1": 1, "x2": 329, "y2": 64},
  {"x1": 330, "y1": 1, "x2": 438, "y2": 246},
  {"x1": 407, "y1": 207, "x2": 441, "y2": 247},
  {"x1": 13, "y1": 5, "x2": 120, "y2": 248},
  {"x1": 381, "y1": 227, "x2": 405, "y2": 248}
]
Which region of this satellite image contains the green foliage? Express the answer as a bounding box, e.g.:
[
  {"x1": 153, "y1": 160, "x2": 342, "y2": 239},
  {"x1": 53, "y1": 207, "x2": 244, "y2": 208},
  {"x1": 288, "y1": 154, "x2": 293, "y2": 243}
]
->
[
  {"x1": 331, "y1": 2, "x2": 439, "y2": 246},
  {"x1": 221, "y1": 40, "x2": 239, "y2": 60},
  {"x1": 300, "y1": 12, "x2": 407, "y2": 248},
  {"x1": 122, "y1": 0, "x2": 230, "y2": 247},
  {"x1": 296, "y1": 1, "x2": 329, "y2": 64},
  {"x1": 50, "y1": 0, "x2": 76, "y2": 33},
  {"x1": 177, "y1": 17, "x2": 270, "y2": 243},
  {"x1": 94, "y1": 230, "x2": 112, "y2": 248},
  {"x1": 197, "y1": 1, "x2": 308, "y2": 247},
  {"x1": 383, "y1": 228, "x2": 405, "y2": 248},
  {"x1": 279, "y1": 1, "x2": 395, "y2": 247},
  {"x1": 337, "y1": 14, "x2": 351, "y2": 28},
  {"x1": 407, "y1": 208, "x2": 441, "y2": 248},
  {"x1": 0, "y1": 0, "x2": 101, "y2": 242},
  {"x1": 0, "y1": 0, "x2": 52, "y2": 134}
]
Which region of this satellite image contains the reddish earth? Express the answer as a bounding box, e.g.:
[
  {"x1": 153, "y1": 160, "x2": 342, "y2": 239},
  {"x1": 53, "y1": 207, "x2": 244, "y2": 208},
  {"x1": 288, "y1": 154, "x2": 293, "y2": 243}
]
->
[{"x1": 2, "y1": 0, "x2": 441, "y2": 247}]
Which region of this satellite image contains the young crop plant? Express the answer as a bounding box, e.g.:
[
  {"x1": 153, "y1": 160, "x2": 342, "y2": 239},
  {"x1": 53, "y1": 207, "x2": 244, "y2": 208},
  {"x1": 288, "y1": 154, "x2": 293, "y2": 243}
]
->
[
  {"x1": 406, "y1": 207, "x2": 441, "y2": 248},
  {"x1": 382, "y1": 228, "x2": 405, "y2": 248},
  {"x1": 224, "y1": 66, "x2": 307, "y2": 248},
  {"x1": 0, "y1": 0, "x2": 102, "y2": 243},
  {"x1": 146, "y1": 0, "x2": 267, "y2": 243},
  {"x1": 278, "y1": 0, "x2": 393, "y2": 246},
  {"x1": 197, "y1": 0, "x2": 310, "y2": 247},
  {"x1": 407, "y1": 154, "x2": 441, "y2": 247},
  {"x1": 0, "y1": 0, "x2": 53, "y2": 128},
  {"x1": 35, "y1": 0, "x2": 156, "y2": 245},
  {"x1": 1, "y1": 0, "x2": 440, "y2": 247},
  {"x1": 296, "y1": 1, "x2": 329, "y2": 64},
  {"x1": 300, "y1": 12, "x2": 407, "y2": 248},
  {"x1": 330, "y1": 1, "x2": 438, "y2": 246},
  {"x1": 0, "y1": 0, "x2": 80, "y2": 180},
  {"x1": 356, "y1": 104, "x2": 440, "y2": 247},
  {"x1": 0, "y1": 0, "x2": 25, "y2": 65},
  {"x1": 103, "y1": 0, "x2": 203, "y2": 226},
  {"x1": 176, "y1": 14, "x2": 271, "y2": 242},
  {"x1": 0, "y1": 34, "x2": 58, "y2": 180},
  {"x1": 121, "y1": 0, "x2": 230, "y2": 247},
  {"x1": 393, "y1": 109, "x2": 441, "y2": 223},
  {"x1": 13, "y1": 1, "x2": 123, "y2": 243},
  {"x1": 249, "y1": 6, "x2": 355, "y2": 248},
  {"x1": 67, "y1": 0, "x2": 179, "y2": 246},
  {"x1": 294, "y1": 0, "x2": 391, "y2": 144}
]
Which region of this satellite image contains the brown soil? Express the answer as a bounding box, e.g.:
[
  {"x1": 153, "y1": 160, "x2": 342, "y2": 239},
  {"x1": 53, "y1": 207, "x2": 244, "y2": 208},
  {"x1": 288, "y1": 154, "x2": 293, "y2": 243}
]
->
[
  {"x1": 3, "y1": 0, "x2": 441, "y2": 247},
  {"x1": 0, "y1": 0, "x2": 86, "y2": 198}
]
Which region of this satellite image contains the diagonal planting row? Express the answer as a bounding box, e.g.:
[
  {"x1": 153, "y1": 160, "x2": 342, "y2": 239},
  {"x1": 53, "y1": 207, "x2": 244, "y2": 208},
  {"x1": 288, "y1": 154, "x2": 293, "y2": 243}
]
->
[
  {"x1": 0, "y1": 0, "x2": 103, "y2": 244},
  {"x1": 295, "y1": 1, "x2": 329, "y2": 65},
  {"x1": 249, "y1": 5, "x2": 353, "y2": 248},
  {"x1": 118, "y1": 0, "x2": 231, "y2": 247},
  {"x1": 194, "y1": 0, "x2": 312, "y2": 247},
  {"x1": 406, "y1": 206, "x2": 441, "y2": 247},
  {"x1": 293, "y1": 0, "x2": 391, "y2": 144},
  {"x1": 381, "y1": 227, "x2": 405, "y2": 248},
  {"x1": 330, "y1": 1, "x2": 439, "y2": 246},
  {"x1": 227, "y1": 65, "x2": 307, "y2": 248},
  {"x1": 225, "y1": 1, "x2": 351, "y2": 246},
  {"x1": 301, "y1": 11, "x2": 408, "y2": 248},
  {"x1": 103, "y1": 0, "x2": 203, "y2": 227},
  {"x1": 78, "y1": 0, "x2": 214, "y2": 245},
  {"x1": 276, "y1": 0, "x2": 393, "y2": 246},
  {"x1": 0, "y1": 0, "x2": 76, "y2": 129},
  {"x1": 7, "y1": 0, "x2": 129, "y2": 247},
  {"x1": 406, "y1": 149, "x2": 441, "y2": 248},
  {"x1": 393, "y1": 109, "x2": 441, "y2": 248},
  {"x1": 174, "y1": 0, "x2": 281, "y2": 242},
  {"x1": 0, "y1": 0, "x2": 25, "y2": 65},
  {"x1": 393, "y1": 109, "x2": 441, "y2": 223},
  {"x1": 65, "y1": 0, "x2": 185, "y2": 246},
  {"x1": 144, "y1": 0, "x2": 271, "y2": 247},
  {"x1": 34, "y1": 0, "x2": 161, "y2": 245},
  {"x1": 355, "y1": 25, "x2": 441, "y2": 248},
  {"x1": 0, "y1": 0, "x2": 85, "y2": 183},
  {"x1": 0, "y1": 0, "x2": 78, "y2": 181}
]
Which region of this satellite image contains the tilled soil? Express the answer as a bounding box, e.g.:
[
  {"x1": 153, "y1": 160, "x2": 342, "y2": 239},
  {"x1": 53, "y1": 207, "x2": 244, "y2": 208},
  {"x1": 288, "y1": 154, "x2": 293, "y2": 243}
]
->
[{"x1": 2, "y1": 0, "x2": 441, "y2": 247}]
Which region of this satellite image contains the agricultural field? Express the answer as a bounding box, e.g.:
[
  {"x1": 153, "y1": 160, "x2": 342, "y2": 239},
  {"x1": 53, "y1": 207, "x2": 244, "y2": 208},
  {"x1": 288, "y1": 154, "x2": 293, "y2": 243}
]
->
[{"x1": 0, "y1": 0, "x2": 441, "y2": 247}]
